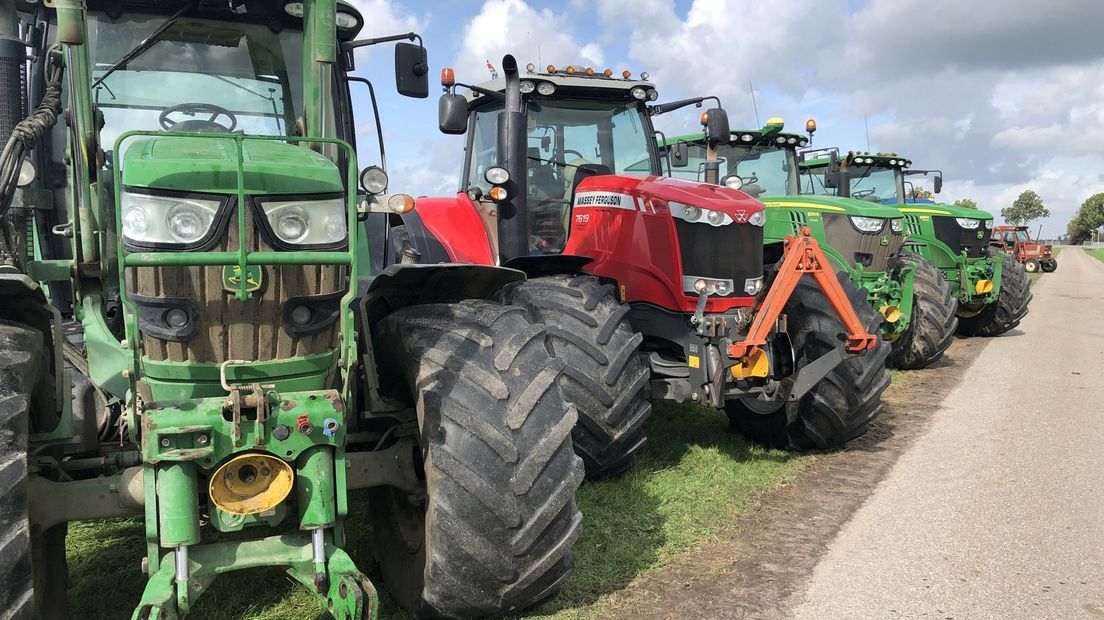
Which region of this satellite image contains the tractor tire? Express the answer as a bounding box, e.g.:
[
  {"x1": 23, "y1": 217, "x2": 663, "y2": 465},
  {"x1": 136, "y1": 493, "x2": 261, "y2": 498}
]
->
[
  {"x1": 500, "y1": 275, "x2": 651, "y2": 480},
  {"x1": 1042, "y1": 259, "x2": 1057, "y2": 273},
  {"x1": 725, "y1": 273, "x2": 891, "y2": 450},
  {"x1": 1024, "y1": 259, "x2": 1040, "y2": 273},
  {"x1": 0, "y1": 321, "x2": 68, "y2": 620},
  {"x1": 888, "y1": 254, "x2": 958, "y2": 370},
  {"x1": 369, "y1": 301, "x2": 584, "y2": 618},
  {"x1": 957, "y1": 252, "x2": 1033, "y2": 337}
]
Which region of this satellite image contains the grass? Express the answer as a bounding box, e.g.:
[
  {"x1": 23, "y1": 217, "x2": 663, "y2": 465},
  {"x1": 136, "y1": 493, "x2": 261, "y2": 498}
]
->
[
  {"x1": 65, "y1": 401, "x2": 802, "y2": 619},
  {"x1": 1026, "y1": 246, "x2": 1060, "y2": 283},
  {"x1": 1086, "y1": 248, "x2": 1104, "y2": 263}
]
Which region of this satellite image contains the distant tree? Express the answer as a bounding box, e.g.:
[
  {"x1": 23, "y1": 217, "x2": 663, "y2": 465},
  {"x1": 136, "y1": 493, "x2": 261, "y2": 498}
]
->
[
  {"x1": 907, "y1": 186, "x2": 931, "y2": 200},
  {"x1": 1001, "y1": 190, "x2": 1050, "y2": 225},
  {"x1": 1067, "y1": 193, "x2": 1104, "y2": 244},
  {"x1": 953, "y1": 198, "x2": 978, "y2": 209}
]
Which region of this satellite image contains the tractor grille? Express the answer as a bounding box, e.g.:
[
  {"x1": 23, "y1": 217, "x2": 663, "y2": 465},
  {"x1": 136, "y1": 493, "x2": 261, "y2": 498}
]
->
[
  {"x1": 821, "y1": 213, "x2": 904, "y2": 272},
  {"x1": 674, "y1": 220, "x2": 763, "y2": 292},
  {"x1": 786, "y1": 209, "x2": 808, "y2": 235},
  {"x1": 931, "y1": 216, "x2": 989, "y2": 258},
  {"x1": 905, "y1": 215, "x2": 924, "y2": 238},
  {"x1": 127, "y1": 211, "x2": 345, "y2": 363}
]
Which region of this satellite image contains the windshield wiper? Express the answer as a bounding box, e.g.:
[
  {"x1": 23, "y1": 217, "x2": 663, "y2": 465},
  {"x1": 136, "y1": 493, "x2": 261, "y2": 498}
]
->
[{"x1": 91, "y1": 2, "x2": 196, "y2": 91}]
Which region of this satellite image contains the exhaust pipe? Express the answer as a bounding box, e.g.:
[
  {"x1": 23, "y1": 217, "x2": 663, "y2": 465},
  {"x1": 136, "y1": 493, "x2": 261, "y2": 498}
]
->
[
  {"x1": 0, "y1": 0, "x2": 25, "y2": 145},
  {"x1": 496, "y1": 54, "x2": 529, "y2": 262}
]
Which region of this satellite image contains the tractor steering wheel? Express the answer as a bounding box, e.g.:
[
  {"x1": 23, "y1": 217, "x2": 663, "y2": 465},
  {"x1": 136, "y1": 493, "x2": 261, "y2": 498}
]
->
[
  {"x1": 159, "y1": 103, "x2": 238, "y2": 133},
  {"x1": 851, "y1": 188, "x2": 876, "y2": 200}
]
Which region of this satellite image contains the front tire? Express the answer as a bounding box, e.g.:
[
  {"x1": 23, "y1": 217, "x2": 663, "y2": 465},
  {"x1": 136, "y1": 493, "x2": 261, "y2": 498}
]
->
[
  {"x1": 1024, "y1": 259, "x2": 1040, "y2": 273},
  {"x1": 1041, "y1": 259, "x2": 1057, "y2": 273},
  {"x1": 0, "y1": 321, "x2": 68, "y2": 620},
  {"x1": 957, "y1": 252, "x2": 1032, "y2": 337},
  {"x1": 888, "y1": 254, "x2": 958, "y2": 370},
  {"x1": 501, "y1": 275, "x2": 652, "y2": 480},
  {"x1": 369, "y1": 301, "x2": 584, "y2": 617},
  {"x1": 726, "y1": 274, "x2": 891, "y2": 450}
]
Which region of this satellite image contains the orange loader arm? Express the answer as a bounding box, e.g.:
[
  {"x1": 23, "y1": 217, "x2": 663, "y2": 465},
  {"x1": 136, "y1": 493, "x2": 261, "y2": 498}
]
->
[{"x1": 727, "y1": 227, "x2": 878, "y2": 360}]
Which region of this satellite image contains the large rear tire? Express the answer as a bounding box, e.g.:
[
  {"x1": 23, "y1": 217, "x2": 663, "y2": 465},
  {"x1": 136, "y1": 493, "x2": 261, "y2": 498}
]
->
[
  {"x1": 0, "y1": 321, "x2": 68, "y2": 620},
  {"x1": 888, "y1": 254, "x2": 958, "y2": 370},
  {"x1": 501, "y1": 275, "x2": 651, "y2": 480},
  {"x1": 957, "y1": 252, "x2": 1032, "y2": 337},
  {"x1": 726, "y1": 274, "x2": 891, "y2": 450},
  {"x1": 369, "y1": 301, "x2": 584, "y2": 618}
]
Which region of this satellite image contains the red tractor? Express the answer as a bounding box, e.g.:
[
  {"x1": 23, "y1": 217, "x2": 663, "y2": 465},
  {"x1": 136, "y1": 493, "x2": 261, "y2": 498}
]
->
[
  {"x1": 991, "y1": 225, "x2": 1057, "y2": 273},
  {"x1": 380, "y1": 56, "x2": 890, "y2": 477}
]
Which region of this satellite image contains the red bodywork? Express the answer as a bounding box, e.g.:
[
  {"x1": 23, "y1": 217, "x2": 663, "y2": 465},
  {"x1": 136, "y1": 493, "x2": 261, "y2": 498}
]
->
[{"x1": 991, "y1": 225, "x2": 1053, "y2": 263}]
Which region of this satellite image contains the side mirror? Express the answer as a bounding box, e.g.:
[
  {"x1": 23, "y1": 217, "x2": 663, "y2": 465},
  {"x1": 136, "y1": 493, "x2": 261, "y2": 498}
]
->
[
  {"x1": 438, "y1": 94, "x2": 468, "y2": 135},
  {"x1": 671, "y1": 141, "x2": 689, "y2": 168},
  {"x1": 933, "y1": 175, "x2": 943, "y2": 194},
  {"x1": 395, "y1": 42, "x2": 429, "y2": 98},
  {"x1": 824, "y1": 151, "x2": 840, "y2": 189},
  {"x1": 703, "y1": 107, "x2": 730, "y2": 146}
]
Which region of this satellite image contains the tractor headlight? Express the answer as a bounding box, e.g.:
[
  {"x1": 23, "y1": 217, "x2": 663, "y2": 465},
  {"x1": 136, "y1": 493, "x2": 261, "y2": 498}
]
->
[
  {"x1": 849, "y1": 216, "x2": 885, "y2": 233},
  {"x1": 722, "y1": 174, "x2": 743, "y2": 190},
  {"x1": 748, "y1": 210, "x2": 765, "y2": 227},
  {"x1": 631, "y1": 86, "x2": 648, "y2": 100},
  {"x1": 890, "y1": 218, "x2": 904, "y2": 233},
  {"x1": 955, "y1": 218, "x2": 981, "y2": 229},
  {"x1": 121, "y1": 190, "x2": 222, "y2": 247},
  {"x1": 670, "y1": 202, "x2": 738, "y2": 227},
  {"x1": 536, "y1": 82, "x2": 556, "y2": 96},
  {"x1": 259, "y1": 197, "x2": 346, "y2": 247}
]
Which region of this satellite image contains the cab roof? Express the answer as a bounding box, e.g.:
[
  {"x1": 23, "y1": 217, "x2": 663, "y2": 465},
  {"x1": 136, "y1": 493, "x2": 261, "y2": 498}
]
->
[
  {"x1": 801, "y1": 151, "x2": 912, "y2": 169},
  {"x1": 466, "y1": 64, "x2": 656, "y2": 106}
]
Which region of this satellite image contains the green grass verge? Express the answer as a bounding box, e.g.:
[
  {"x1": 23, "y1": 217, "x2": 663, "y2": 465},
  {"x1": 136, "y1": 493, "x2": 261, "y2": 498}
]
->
[
  {"x1": 65, "y1": 402, "x2": 802, "y2": 619},
  {"x1": 1086, "y1": 248, "x2": 1104, "y2": 263}
]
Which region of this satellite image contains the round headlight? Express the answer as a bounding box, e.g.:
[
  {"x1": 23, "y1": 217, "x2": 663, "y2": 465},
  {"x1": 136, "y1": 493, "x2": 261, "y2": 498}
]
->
[
  {"x1": 275, "y1": 207, "x2": 310, "y2": 243},
  {"x1": 707, "y1": 209, "x2": 726, "y2": 225},
  {"x1": 647, "y1": 88, "x2": 658, "y2": 101},
  {"x1": 787, "y1": 137, "x2": 797, "y2": 145},
  {"x1": 741, "y1": 134, "x2": 754, "y2": 142},
  {"x1": 283, "y1": 2, "x2": 304, "y2": 17},
  {"x1": 335, "y1": 11, "x2": 360, "y2": 30},
  {"x1": 890, "y1": 218, "x2": 904, "y2": 233},
  {"x1": 167, "y1": 204, "x2": 212, "y2": 243},
  {"x1": 631, "y1": 86, "x2": 647, "y2": 100},
  {"x1": 123, "y1": 206, "x2": 150, "y2": 237},
  {"x1": 165, "y1": 308, "x2": 189, "y2": 329},
  {"x1": 683, "y1": 206, "x2": 702, "y2": 222},
  {"x1": 889, "y1": 159, "x2": 898, "y2": 166},
  {"x1": 290, "y1": 305, "x2": 312, "y2": 326},
  {"x1": 536, "y1": 82, "x2": 556, "y2": 96},
  {"x1": 360, "y1": 165, "x2": 388, "y2": 194},
  {"x1": 693, "y1": 278, "x2": 707, "y2": 293},
  {"x1": 723, "y1": 175, "x2": 743, "y2": 190},
  {"x1": 519, "y1": 80, "x2": 535, "y2": 94},
  {"x1": 484, "y1": 166, "x2": 510, "y2": 185},
  {"x1": 799, "y1": 139, "x2": 808, "y2": 147},
  {"x1": 748, "y1": 211, "x2": 765, "y2": 227},
  {"x1": 714, "y1": 280, "x2": 730, "y2": 295},
  {"x1": 16, "y1": 158, "x2": 36, "y2": 187}
]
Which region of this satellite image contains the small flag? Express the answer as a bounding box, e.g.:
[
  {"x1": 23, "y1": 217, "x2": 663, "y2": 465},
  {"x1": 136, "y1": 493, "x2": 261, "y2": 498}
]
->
[{"x1": 486, "y1": 60, "x2": 499, "y2": 79}]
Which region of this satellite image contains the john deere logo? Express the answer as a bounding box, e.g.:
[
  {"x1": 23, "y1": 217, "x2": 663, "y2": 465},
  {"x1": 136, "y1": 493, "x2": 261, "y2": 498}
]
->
[
  {"x1": 977, "y1": 231, "x2": 985, "y2": 239},
  {"x1": 222, "y1": 265, "x2": 264, "y2": 293},
  {"x1": 880, "y1": 235, "x2": 890, "y2": 246}
]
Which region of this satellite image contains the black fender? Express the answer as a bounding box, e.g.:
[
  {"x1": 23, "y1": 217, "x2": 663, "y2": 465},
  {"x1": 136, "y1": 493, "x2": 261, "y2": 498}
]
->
[{"x1": 503, "y1": 254, "x2": 592, "y2": 278}]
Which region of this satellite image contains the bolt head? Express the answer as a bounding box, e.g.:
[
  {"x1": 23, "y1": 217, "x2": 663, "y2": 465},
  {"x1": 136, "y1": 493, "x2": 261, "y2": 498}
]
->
[
  {"x1": 159, "y1": 438, "x2": 171, "y2": 447},
  {"x1": 195, "y1": 434, "x2": 209, "y2": 445}
]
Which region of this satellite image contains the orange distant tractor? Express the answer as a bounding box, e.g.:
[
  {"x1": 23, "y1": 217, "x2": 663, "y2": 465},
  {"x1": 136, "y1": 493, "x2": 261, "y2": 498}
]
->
[{"x1": 991, "y1": 225, "x2": 1057, "y2": 273}]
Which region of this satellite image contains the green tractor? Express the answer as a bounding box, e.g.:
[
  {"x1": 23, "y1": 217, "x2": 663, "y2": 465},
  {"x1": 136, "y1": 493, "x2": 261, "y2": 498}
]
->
[
  {"x1": 799, "y1": 151, "x2": 1032, "y2": 337},
  {"x1": 0, "y1": 1, "x2": 584, "y2": 618},
  {"x1": 665, "y1": 118, "x2": 957, "y2": 369}
]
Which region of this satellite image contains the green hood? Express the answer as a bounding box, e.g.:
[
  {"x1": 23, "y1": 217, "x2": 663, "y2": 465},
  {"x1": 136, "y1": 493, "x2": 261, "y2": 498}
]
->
[
  {"x1": 760, "y1": 194, "x2": 904, "y2": 219},
  {"x1": 898, "y1": 201, "x2": 994, "y2": 221},
  {"x1": 121, "y1": 136, "x2": 344, "y2": 195}
]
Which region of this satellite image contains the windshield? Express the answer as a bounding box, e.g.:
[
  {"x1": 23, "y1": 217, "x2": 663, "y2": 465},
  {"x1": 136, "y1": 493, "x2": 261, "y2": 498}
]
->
[
  {"x1": 87, "y1": 12, "x2": 304, "y2": 149},
  {"x1": 466, "y1": 98, "x2": 654, "y2": 253},
  {"x1": 668, "y1": 143, "x2": 795, "y2": 197},
  {"x1": 844, "y1": 165, "x2": 899, "y2": 203},
  {"x1": 1016, "y1": 230, "x2": 1030, "y2": 241}
]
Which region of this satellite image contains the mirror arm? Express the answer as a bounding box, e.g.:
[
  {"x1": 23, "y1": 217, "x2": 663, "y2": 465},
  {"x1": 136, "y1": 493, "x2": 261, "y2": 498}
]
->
[
  {"x1": 453, "y1": 81, "x2": 505, "y2": 103},
  {"x1": 347, "y1": 77, "x2": 386, "y2": 172},
  {"x1": 341, "y1": 31, "x2": 421, "y2": 52},
  {"x1": 649, "y1": 95, "x2": 722, "y2": 117}
]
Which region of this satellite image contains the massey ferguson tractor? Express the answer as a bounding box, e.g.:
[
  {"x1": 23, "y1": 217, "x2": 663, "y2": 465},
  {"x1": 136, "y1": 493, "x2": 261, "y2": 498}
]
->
[
  {"x1": 384, "y1": 55, "x2": 890, "y2": 463},
  {"x1": 665, "y1": 120, "x2": 957, "y2": 370},
  {"x1": 800, "y1": 152, "x2": 1032, "y2": 336},
  {"x1": 0, "y1": 2, "x2": 585, "y2": 618},
  {"x1": 991, "y1": 224, "x2": 1057, "y2": 273}
]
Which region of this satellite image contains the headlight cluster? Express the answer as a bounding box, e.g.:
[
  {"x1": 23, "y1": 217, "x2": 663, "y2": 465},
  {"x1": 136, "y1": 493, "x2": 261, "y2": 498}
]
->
[
  {"x1": 259, "y1": 197, "x2": 346, "y2": 246},
  {"x1": 122, "y1": 191, "x2": 221, "y2": 246},
  {"x1": 670, "y1": 202, "x2": 765, "y2": 227},
  {"x1": 890, "y1": 218, "x2": 904, "y2": 233},
  {"x1": 849, "y1": 216, "x2": 885, "y2": 233},
  {"x1": 955, "y1": 218, "x2": 981, "y2": 229}
]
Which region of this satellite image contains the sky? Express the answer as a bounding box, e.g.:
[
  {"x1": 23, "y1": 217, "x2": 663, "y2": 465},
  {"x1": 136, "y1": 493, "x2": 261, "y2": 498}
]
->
[{"x1": 346, "y1": 0, "x2": 1104, "y2": 238}]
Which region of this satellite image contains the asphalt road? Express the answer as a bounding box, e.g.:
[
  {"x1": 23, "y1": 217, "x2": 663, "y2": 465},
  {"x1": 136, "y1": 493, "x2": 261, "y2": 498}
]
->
[{"x1": 790, "y1": 247, "x2": 1104, "y2": 619}]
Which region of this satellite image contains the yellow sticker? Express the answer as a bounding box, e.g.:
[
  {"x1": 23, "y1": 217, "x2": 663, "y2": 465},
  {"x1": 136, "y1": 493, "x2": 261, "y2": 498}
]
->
[
  {"x1": 688, "y1": 355, "x2": 700, "y2": 369},
  {"x1": 619, "y1": 284, "x2": 627, "y2": 303}
]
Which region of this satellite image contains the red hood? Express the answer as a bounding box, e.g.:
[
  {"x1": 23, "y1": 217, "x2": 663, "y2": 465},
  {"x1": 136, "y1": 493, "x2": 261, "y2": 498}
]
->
[{"x1": 576, "y1": 174, "x2": 765, "y2": 223}]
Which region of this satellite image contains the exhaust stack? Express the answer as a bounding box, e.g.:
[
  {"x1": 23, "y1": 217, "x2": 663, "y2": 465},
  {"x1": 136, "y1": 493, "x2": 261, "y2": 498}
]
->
[{"x1": 495, "y1": 54, "x2": 529, "y2": 262}]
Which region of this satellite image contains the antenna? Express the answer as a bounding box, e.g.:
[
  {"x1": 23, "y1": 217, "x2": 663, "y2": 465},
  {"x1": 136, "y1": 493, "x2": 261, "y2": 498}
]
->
[
  {"x1": 749, "y1": 81, "x2": 760, "y2": 127},
  {"x1": 538, "y1": 44, "x2": 542, "y2": 68},
  {"x1": 864, "y1": 116, "x2": 871, "y2": 152}
]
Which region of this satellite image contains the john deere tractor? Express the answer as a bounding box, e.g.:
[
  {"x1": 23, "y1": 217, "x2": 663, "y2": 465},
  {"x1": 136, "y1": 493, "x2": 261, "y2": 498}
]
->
[
  {"x1": 0, "y1": 2, "x2": 585, "y2": 618},
  {"x1": 664, "y1": 119, "x2": 957, "y2": 370},
  {"x1": 800, "y1": 151, "x2": 1032, "y2": 337},
  {"x1": 378, "y1": 56, "x2": 890, "y2": 458}
]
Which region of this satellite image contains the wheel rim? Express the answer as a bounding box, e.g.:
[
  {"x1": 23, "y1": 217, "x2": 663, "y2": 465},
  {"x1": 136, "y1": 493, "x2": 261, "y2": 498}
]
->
[{"x1": 740, "y1": 397, "x2": 786, "y2": 415}]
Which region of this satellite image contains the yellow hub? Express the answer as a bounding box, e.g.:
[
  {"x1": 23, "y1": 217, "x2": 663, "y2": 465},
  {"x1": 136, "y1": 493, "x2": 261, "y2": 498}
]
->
[
  {"x1": 209, "y1": 453, "x2": 294, "y2": 516},
  {"x1": 730, "y1": 347, "x2": 770, "y2": 379},
  {"x1": 975, "y1": 279, "x2": 994, "y2": 294},
  {"x1": 879, "y1": 305, "x2": 902, "y2": 323}
]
